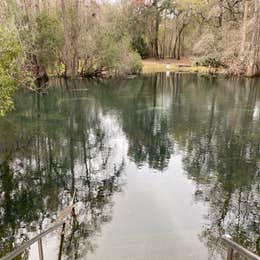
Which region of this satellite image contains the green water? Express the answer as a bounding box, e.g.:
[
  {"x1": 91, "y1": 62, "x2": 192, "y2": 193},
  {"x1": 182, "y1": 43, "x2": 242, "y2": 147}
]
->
[{"x1": 0, "y1": 73, "x2": 259, "y2": 260}]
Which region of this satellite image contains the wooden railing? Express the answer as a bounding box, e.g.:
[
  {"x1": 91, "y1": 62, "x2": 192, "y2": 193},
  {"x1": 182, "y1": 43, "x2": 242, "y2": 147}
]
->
[
  {"x1": 222, "y1": 235, "x2": 260, "y2": 260},
  {"x1": 1, "y1": 192, "x2": 76, "y2": 260}
]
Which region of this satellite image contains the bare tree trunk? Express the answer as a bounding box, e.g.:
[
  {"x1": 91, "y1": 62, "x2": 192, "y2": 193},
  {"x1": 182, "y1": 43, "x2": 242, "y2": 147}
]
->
[
  {"x1": 173, "y1": 24, "x2": 185, "y2": 60},
  {"x1": 168, "y1": 21, "x2": 175, "y2": 58},
  {"x1": 162, "y1": 10, "x2": 166, "y2": 59},
  {"x1": 177, "y1": 25, "x2": 185, "y2": 60},
  {"x1": 172, "y1": 37, "x2": 177, "y2": 59},
  {"x1": 23, "y1": 0, "x2": 32, "y2": 18},
  {"x1": 33, "y1": 54, "x2": 49, "y2": 85},
  {"x1": 42, "y1": 0, "x2": 49, "y2": 12},
  {"x1": 153, "y1": 0, "x2": 160, "y2": 59},
  {"x1": 246, "y1": 0, "x2": 260, "y2": 77},
  {"x1": 172, "y1": 23, "x2": 178, "y2": 59},
  {"x1": 218, "y1": 0, "x2": 224, "y2": 27},
  {"x1": 35, "y1": 0, "x2": 40, "y2": 13},
  {"x1": 155, "y1": 11, "x2": 159, "y2": 58},
  {"x1": 61, "y1": 0, "x2": 73, "y2": 77},
  {"x1": 240, "y1": 0, "x2": 248, "y2": 58},
  {"x1": 177, "y1": 31, "x2": 181, "y2": 60},
  {"x1": 72, "y1": 0, "x2": 79, "y2": 77}
]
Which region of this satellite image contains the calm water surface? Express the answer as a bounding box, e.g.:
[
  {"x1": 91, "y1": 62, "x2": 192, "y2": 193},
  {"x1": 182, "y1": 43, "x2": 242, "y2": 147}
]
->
[{"x1": 0, "y1": 73, "x2": 259, "y2": 260}]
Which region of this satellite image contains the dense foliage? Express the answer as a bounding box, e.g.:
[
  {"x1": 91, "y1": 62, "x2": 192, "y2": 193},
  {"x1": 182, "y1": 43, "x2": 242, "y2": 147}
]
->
[
  {"x1": 0, "y1": 0, "x2": 260, "y2": 115},
  {"x1": 0, "y1": 27, "x2": 22, "y2": 116},
  {"x1": 35, "y1": 13, "x2": 64, "y2": 68}
]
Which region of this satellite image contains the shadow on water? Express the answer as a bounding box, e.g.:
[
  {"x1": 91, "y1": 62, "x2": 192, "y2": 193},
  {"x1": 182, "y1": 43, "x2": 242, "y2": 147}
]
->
[{"x1": 0, "y1": 73, "x2": 259, "y2": 259}]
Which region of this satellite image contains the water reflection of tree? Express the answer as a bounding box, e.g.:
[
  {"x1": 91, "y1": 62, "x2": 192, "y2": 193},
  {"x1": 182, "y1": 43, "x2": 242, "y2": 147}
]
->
[
  {"x1": 172, "y1": 78, "x2": 260, "y2": 257},
  {"x1": 96, "y1": 73, "x2": 259, "y2": 257},
  {"x1": 59, "y1": 76, "x2": 259, "y2": 258},
  {"x1": 103, "y1": 73, "x2": 205, "y2": 171},
  {"x1": 87, "y1": 74, "x2": 176, "y2": 171},
  {"x1": 0, "y1": 85, "x2": 126, "y2": 259},
  {"x1": 122, "y1": 75, "x2": 172, "y2": 170},
  {"x1": 1, "y1": 75, "x2": 260, "y2": 259}
]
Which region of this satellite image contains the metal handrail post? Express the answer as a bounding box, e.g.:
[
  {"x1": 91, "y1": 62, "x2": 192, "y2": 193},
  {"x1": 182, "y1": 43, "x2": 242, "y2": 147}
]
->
[
  {"x1": 1, "y1": 192, "x2": 76, "y2": 260},
  {"x1": 0, "y1": 222, "x2": 63, "y2": 260},
  {"x1": 38, "y1": 238, "x2": 44, "y2": 260}
]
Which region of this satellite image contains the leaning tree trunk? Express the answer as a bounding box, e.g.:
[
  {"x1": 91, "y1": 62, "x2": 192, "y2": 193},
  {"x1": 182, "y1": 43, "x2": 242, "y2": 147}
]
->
[{"x1": 246, "y1": 0, "x2": 260, "y2": 77}]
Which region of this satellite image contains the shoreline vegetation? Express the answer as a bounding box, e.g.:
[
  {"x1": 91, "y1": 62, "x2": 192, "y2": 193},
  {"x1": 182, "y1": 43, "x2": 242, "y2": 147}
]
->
[
  {"x1": 141, "y1": 58, "x2": 226, "y2": 75},
  {"x1": 51, "y1": 57, "x2": 227, "y2": 78},
  {"x1": 51, "y1": 58, "x2": 225, "y2": 78},
  {"x1": 1, "y1": 0, "x2": 260, "y2": 115},
  {"x1": 52, "y1": 58, "x2": 225, "y2": 78}
]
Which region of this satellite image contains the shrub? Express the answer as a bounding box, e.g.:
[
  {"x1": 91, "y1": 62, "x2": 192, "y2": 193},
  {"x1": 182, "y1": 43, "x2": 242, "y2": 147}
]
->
[
  {"x1": 196, "y1": 56, "x2": 224, "y2": 68},
  {"x1": 95, "y1": 31, "x2": 142, "y2": 76},
  {"x1": 128, "y1": 52, "x2": 143, "y2": 74},
  {"x1": 131, "y1": 36, "x2": 149, "y2": 59},
  {"x1": 116, "y1": 51, "x2": 143, "y2": 75}
]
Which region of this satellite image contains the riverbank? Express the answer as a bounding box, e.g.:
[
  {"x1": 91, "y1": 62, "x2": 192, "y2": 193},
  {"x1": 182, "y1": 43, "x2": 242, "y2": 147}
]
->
[
  {"x1": 48, "y1": 57, "x2": 226, "y2": 81},
  {"x1": 142, "y1": 58, "x2": 226, "y2": 74}
]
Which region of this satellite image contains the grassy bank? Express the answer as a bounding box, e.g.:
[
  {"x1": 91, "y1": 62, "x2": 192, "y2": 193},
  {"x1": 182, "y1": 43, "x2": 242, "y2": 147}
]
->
[{"x1": 142, "y1": 58, "x2": 226, "y2": 74}]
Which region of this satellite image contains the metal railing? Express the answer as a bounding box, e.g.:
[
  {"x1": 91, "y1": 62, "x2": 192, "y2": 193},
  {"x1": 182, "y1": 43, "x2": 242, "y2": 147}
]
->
[
  {"x1": 2, "y1": 206, "x2": 259, "y2": 260},
  {"x1": 222, "y1": 235, "x2": 260, "y2": 260},
  {"x1": 1, "y1": 192, "x2": 76, "y2": 260}
]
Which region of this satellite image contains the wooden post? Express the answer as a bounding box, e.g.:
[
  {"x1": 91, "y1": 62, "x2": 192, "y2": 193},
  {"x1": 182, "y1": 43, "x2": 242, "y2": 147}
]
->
[
  {"x1": 227, "y1": 247, "x2": 233, "y2": 260},
  {"x1": 38, "y1": 238, "x2": 44, "y2": 260}
]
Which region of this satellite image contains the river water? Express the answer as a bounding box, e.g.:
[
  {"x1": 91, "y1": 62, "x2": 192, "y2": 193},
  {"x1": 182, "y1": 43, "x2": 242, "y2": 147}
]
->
[{"x1": 0, "y1": 73, "x2": 259, "y2": 259}]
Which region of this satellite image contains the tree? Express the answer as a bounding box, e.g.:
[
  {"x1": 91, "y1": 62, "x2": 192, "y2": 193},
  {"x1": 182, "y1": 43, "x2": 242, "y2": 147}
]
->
[
  {"x1": 240, "y1": 0, "x2": 249, "y2": 57},
  {"x1": 60, "y1": 0, "x2": 79, "y2": 77},
  {"x1": 0, "y1": 27, "x2": 22, "y2": 116},
  {"x1": 33, "y1": 12, "x2": 64, "y2": 81},
  {"x1": 246, "y1": 0, "x2": 260, "y2": 77}
]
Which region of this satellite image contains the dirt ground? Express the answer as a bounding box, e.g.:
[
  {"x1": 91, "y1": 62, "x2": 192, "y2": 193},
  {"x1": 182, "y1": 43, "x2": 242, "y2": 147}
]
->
[{"x1": 142, "y1": 58, "x2": 193, "y2": 66}]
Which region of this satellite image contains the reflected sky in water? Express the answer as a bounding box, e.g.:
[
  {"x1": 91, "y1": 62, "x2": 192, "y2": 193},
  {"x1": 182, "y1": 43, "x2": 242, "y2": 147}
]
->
[{"x1": 0, "y1": 73, "x2": 259, "y2": 260}]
